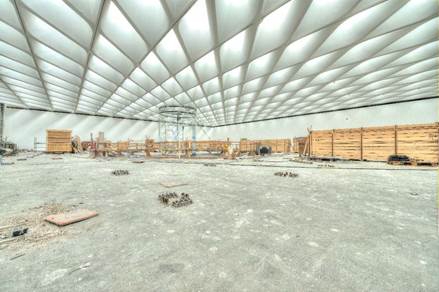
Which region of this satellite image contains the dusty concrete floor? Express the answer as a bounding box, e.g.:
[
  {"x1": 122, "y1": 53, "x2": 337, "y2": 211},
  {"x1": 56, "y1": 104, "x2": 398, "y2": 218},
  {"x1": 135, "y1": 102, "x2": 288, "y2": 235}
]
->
[{"x1": 0, "y1": 153, "x2": 438, "y2": 291}]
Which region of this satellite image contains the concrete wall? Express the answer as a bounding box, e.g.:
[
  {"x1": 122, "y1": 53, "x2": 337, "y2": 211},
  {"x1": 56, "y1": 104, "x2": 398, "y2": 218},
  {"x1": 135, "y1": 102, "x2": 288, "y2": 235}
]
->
[
  {"x1": 211, "y1": 99, "x2": 439, "y2": 140},
  {"x1": 4, "y1": 108, "x2": 213, "y2": 149}
]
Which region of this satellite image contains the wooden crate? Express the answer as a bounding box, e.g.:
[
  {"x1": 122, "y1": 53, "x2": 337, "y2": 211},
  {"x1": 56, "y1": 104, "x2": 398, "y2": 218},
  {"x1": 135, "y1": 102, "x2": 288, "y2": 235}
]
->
[
  {"x1": 46, "y1": 129, "x2": 72, "y2": 153},
  {"x1": 309, "y1": 123, "x2": 439, "y2": 163}
]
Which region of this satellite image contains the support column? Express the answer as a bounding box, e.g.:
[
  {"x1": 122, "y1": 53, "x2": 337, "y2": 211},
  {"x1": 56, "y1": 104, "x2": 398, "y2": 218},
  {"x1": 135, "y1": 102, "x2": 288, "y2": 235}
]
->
[
  {"x1": 192, "y1": 123, "x2": 196, "y2": 156},
  {"x1": 0, "y1": 103, "x2": 4, "y2": 142}
]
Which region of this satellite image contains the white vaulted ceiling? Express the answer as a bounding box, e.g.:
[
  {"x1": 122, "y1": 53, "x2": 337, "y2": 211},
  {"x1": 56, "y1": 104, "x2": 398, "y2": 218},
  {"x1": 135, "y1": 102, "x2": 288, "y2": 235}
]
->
[{"x1": 0, "y1": 0, "x2": 437, "y2": 126}]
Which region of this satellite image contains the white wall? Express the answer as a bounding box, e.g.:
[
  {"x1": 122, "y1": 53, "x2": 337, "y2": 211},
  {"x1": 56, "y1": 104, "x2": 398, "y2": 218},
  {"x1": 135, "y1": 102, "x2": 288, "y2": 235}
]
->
[
  {"x1": 4, "y1": 108, "x2": 213, "y2": 149},
  {"x1": 211, "y1": 99, "x2": 439, "y2": 140},
  {"x1": 4, "y1": 99, "x2": 438, "y2": 149}
]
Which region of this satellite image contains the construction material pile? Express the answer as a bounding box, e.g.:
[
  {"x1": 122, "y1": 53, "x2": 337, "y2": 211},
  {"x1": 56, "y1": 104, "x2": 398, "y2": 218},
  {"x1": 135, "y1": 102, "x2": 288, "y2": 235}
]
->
[
  {"x1": 203, "y1": 163, "x2": 216, "y2": 167},
  {"x1": 274, "y1": 171, "x2": 298, "y2": 178},
  {"x1": 112, "y1": 170, "x2": 129, "y2": 176},
  {"x1": 387, "y1": 154, "x2": 411, "y2": 165},
  {"x1": 158, "y1": 192, "x2": 193, "y2": 208}
]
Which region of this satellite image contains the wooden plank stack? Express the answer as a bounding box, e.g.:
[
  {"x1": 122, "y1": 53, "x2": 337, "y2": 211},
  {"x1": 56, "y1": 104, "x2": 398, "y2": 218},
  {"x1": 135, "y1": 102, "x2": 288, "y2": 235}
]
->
[
  {"x1": 309, "y1": 130, "x2": 332, "y2": 157},
  {"x1": 116, "y1": 141, "x2": 129, "y2": 152},
  {"x1": 292, "y1": 137, "x2": 307, "y2": 153},
  {"x1": 239, "y1": 139, "x2": 291, "y2": 153},
  {"x1": 310, "y1": 123, "x2": 439, "y2": 164},
  {"x1": 362, "y1": 126, "x2": 395, "y2": 161},
  {"x1": 333, "y1": 129, "x2": 362, "y2": 160},
  {"x1": 397, "y1": 124, "x2": 439, "y2": 163},
  {"x1": 46, "y1": 129, "x2": 72, "y2": 153},
  {"x1": 156, "y1": 140, "x2": 229, "y2": 153}
]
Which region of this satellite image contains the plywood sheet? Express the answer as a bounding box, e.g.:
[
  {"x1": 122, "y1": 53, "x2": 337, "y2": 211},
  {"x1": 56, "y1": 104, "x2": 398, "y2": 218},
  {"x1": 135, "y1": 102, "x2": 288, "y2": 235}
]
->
[{"x1": 45, "y1": 209, "x2": 98, "y2": 226}]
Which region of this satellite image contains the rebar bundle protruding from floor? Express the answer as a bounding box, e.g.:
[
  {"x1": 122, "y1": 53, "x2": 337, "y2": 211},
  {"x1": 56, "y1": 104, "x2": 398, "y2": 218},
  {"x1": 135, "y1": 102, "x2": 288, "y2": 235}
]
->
[
  {"x1": 112, "y1": 170, "x2": 129, "y2": 176},
  {"x1": 274, "y1": 171, "x2": 298, "y2": 178},
  {"x1": 158, "y1": 192, "x2": 193, "y2": 208}
]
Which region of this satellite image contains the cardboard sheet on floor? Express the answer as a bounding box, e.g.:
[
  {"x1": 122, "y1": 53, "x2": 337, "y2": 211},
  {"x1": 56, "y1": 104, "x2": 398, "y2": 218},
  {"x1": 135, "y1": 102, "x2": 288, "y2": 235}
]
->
[
  {"x1": 45, "y1": 209, "x2": 98, "y2": 226},
  {"x1": 159, "y1": 182, "x2": 188, "y2": 188}
]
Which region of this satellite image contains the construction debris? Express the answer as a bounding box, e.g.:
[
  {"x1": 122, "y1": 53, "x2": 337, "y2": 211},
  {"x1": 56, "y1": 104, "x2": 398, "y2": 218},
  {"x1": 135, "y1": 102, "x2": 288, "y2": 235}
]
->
[
  {"x1": 112, "y1": 169, "x2": 129, "y2": 176},
  {"x1": 68, "y1": 262, "x2": 91, "y2": 275},
  {"x1": 274, "y1": 171, "x2": 298, "y2": 178},
  {"x1": 203, "y1": 163, "x2": 217, "y2": 167},
  {"x1": 12, "y1": 227, "x2": 28, "y2": 237},
  {"x1": 1, "y1": 225, "x2": 29, "y2": 244},
  {"x1": 290, "y1": 158, "x2": 313, "y2": 164},
  {"x1": 71, "y1": 135, "x2": 82, "y2": 153},
  {"x1": 45, "y1": 209, "x2": 98, "y2": 226},
  {"x1": 0, "y1": 140, "x2": 18, "y2": 156},
  {"x1": 387, "y1": 154, "x2": 411, "y2": 165},
  {"x1": 0, "y1": 203, "x2": 69, "y2": 247},
  {"x1": 10, "y1": 253, "x2": 25, "y2": 260},
  {"x1": 158, "y1": 192, "x2": 193, "y2": 208},
  {"x1": 317, "y1": 164, "x2": 335, "y2": 168}
]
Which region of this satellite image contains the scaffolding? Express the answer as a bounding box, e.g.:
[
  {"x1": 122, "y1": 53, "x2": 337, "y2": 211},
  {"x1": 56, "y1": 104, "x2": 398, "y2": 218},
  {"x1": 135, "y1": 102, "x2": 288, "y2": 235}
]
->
[{"x1": 158, "y1": 105, "x2": 197, "y2": 158}]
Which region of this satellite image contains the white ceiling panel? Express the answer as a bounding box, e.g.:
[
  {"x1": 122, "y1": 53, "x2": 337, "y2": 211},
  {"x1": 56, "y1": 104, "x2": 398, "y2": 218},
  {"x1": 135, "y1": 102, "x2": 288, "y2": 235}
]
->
[{"x1": 0, "y1": 0, "x2": 436, "y2": 125}]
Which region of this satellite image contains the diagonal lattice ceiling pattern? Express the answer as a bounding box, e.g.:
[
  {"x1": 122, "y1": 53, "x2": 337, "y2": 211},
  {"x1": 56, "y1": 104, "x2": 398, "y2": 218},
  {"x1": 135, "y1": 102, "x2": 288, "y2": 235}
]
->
[{"x1": 0, "y1": 0, "x2": 437, "y2": 126}]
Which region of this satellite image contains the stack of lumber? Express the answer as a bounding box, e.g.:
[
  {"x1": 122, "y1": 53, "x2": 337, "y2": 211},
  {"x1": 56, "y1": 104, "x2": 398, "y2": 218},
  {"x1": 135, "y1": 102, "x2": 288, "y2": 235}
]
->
[
  {"x1": 239, "y1": 139, "x2": 291, "y2": 153},
  {"x1": 191, "y1": 140, "x2": 228, "y2": 152},
  {"x1": 239, "y1": 139, "x2": 259, "y2": 153},
  {"x1": 156, "y1": 140, "x2": 230, "y2": 153},
  {"x1": 309, "y1": 131, "x2": 332, "y2": 157},
  {"x1": 309, "y1": 123, "x2": 439, "y2": 164},
  {"x1": 362, "y1": 126, "x2": 395, "y2": 161},
  {"x1": 128, "y1": 140, "x2": 146, "y2": 152},
  {"x1": 397, "y1": 124, "x2": 439, "y2": 163},
  {"x1": 333, "y1": 129, "x2": 362, "y2": 160},
  {"x1": 115, "y1": 141, "x2": 129, "y2": 152},
  {"x1": 46, "y1": 129, "x2": 72, "y2": 153},
  {"x1": 293, "y1": 137, "x2": 307, "y2": 153}
]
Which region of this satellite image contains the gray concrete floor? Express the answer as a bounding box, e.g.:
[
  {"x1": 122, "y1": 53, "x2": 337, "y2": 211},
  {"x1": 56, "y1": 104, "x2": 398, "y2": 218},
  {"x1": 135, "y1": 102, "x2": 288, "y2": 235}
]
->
[{"x1": 0, "y1": 153, "x2": 438, "y2": 291}]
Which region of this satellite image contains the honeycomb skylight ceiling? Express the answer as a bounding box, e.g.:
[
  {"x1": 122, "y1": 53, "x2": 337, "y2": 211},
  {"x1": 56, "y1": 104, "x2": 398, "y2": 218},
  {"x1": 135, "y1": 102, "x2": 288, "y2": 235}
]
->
[{"x1": 0, "y1": 0, "x2": 437, "y2": 126}]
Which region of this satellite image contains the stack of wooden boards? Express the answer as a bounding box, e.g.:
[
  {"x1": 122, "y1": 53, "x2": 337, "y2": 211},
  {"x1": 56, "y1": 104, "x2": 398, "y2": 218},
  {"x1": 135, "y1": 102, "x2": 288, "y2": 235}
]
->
[
  {"x1": 239, "y1": 139, "x2": 291, "y2": 153},
  {"x1": 46, "y1": 129, "x2": 72, "y2": 153},
  {"x1": 309, "y1": 123, "x2": 439, "y2": 164},
  {"x1": 157, "y1": 140, "x2": 229, "y2": 153},
  {"x1": 293, "y1": 137, "x2": 307, "y2": 154}
]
